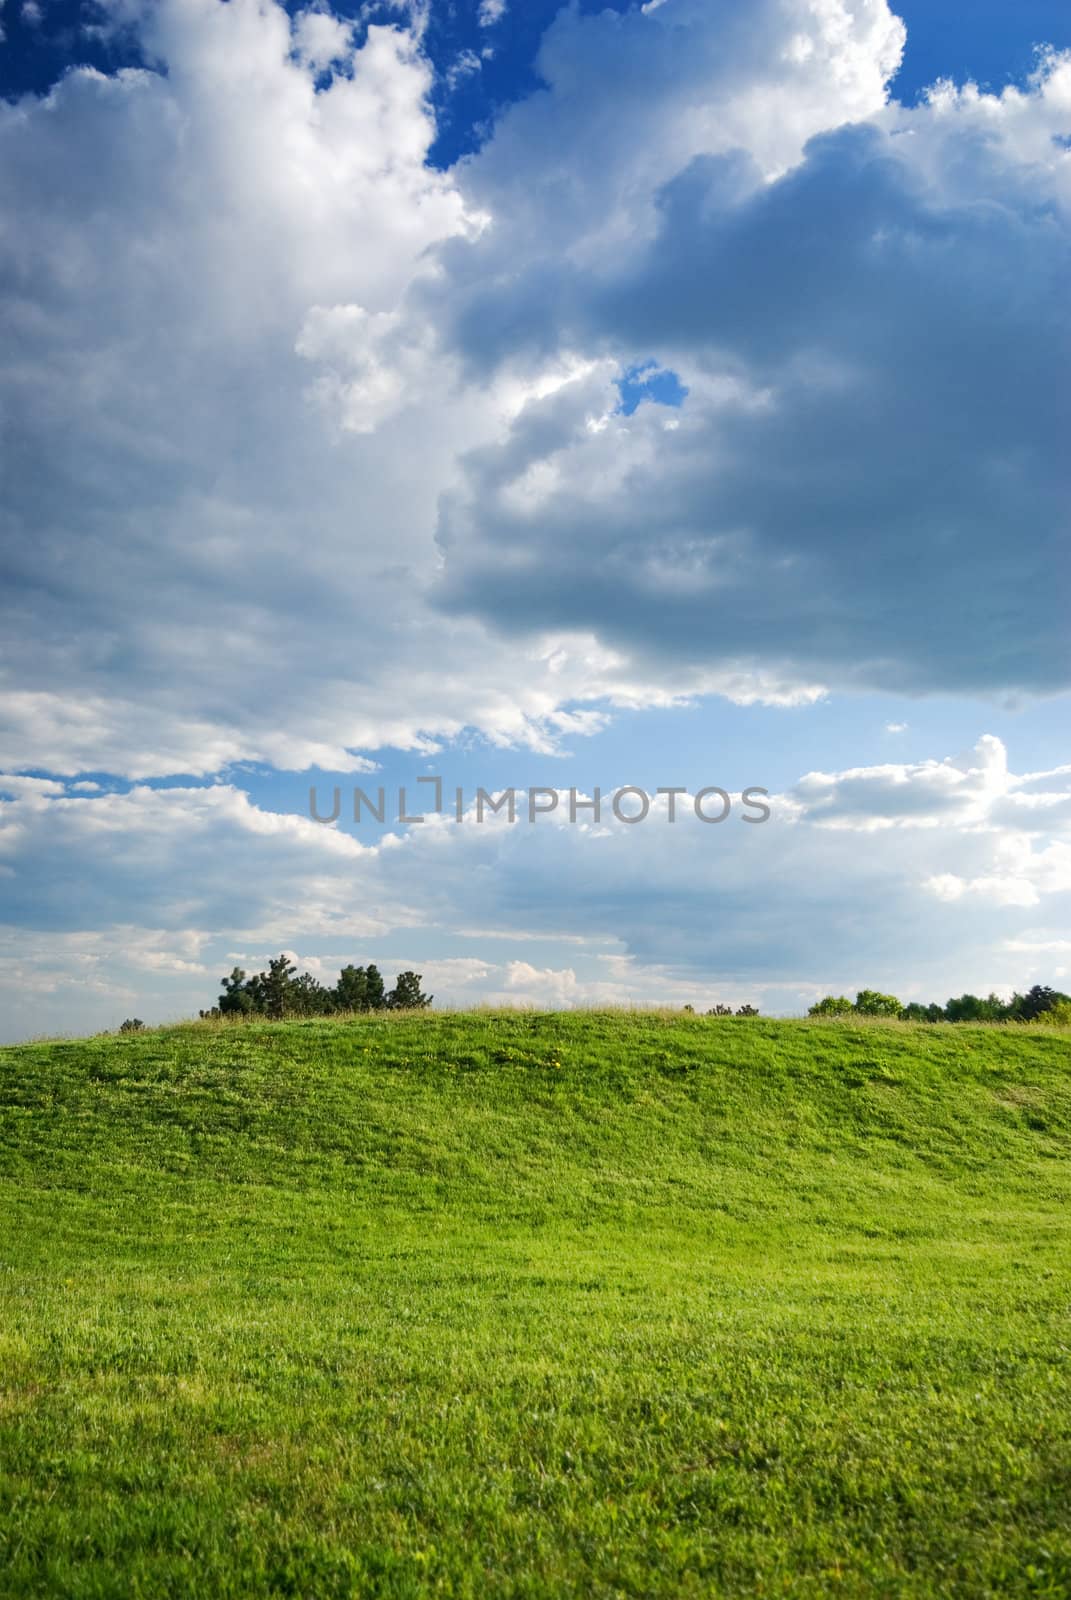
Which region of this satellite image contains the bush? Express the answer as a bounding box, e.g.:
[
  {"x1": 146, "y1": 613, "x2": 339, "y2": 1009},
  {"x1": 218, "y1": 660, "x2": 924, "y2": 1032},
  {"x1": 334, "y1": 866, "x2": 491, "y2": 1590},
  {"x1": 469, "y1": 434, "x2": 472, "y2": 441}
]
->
[
  {"x1": 900, "y1": 1002, "x2": 944, "y2": 1023},
  {"x1": 1012, "y1": 984, "x2": 1071, "y2": 1022},
  {"x1": 809, "y1": 996, "x2": 854, "y2": 1018},
  {"x1": 119, "y1": 1018, "x2": 145, "y2": 1033},
  {"x1": 853, "y1": 990, "x2": 903, "y2": 1018},
  {"x1": 944, "y1": 993, "x2": 1006, "y2": 1023}
]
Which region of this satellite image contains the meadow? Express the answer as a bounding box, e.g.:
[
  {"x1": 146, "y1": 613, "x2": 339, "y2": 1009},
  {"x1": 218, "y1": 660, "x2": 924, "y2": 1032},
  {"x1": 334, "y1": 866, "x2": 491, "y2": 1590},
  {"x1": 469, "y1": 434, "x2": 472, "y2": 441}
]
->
[{"x1": 1, "y1": 1011, "x2": 1070, "y2": 1597}]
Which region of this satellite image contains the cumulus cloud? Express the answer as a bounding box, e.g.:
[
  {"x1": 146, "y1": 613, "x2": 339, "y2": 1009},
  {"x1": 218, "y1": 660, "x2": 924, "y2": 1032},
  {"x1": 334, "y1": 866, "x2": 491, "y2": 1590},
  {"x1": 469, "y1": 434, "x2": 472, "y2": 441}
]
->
[
  {"x1": 433, "y1": 50, "x2": 1071, "y2": 698},
  {"x1": 1, "y1": 0, "x2": 1068, "y2": 1035},
  {"x1": 1, "y1": 735, "x2": 1068, "y2": 1037},
  {"x1": 6, "y1": 0, "x2": 1048, "y2": 782},
  {"x1": 2, "y1": 0, "x2": 628, "y2": 776}
]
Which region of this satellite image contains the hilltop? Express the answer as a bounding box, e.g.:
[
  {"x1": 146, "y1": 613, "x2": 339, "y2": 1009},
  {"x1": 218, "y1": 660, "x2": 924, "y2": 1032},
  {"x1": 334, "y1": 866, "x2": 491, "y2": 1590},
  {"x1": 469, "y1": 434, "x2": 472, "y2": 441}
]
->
[{"x1": 1, "y1": 1012, "x2": 1070, "y2": 1597}]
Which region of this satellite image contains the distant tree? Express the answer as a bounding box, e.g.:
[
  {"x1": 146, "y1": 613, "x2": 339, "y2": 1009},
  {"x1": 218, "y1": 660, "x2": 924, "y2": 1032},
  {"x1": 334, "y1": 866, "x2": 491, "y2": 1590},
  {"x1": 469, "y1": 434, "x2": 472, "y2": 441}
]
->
[
  {"x1": 386, "y1": 971, "x2": 433, "y2": 1010},
  {"x1": 209, "y1": 956, "x2": 403, "y2": 1020},
  {"x1": 335, "y1": 964, "x2": 371, "y2": 1012},
  {"x1": 219, "y1": 968, "x2": 257, "y2": 1016},
  {"x1": 1015, "y1": 984, "x2": 1069, "y2": 1022},
  {"x1": 735, "y1": 1004, "x2": 759, "y2": 1017},
  {"x1": 1043, "y1": 999, "x2": 1071, "y2": 1027},
  {"x1": 853, "y1": 990, "x2": 903, "y2": 1018},
  {"x1": 707, "y1": 1004, "x2": 733, "y2": 1016},
  {"x1": 119, "y1": 1017, "x2": 144, "y2": 1032},
  {"x1": 944, "y1": 992, "x2": 1007, "y2": 1023},
  {"x1": 289, "y1": 971, "x2": 333, "y2": 1016},
  {"x1": 809, "y1": 996, "x2": 854, "y2": 1018},
  {"x1": 804, "y1": 984, "x2": 1071, "y2": 1027},
  {"x1": 261, "y1": 954, "x2": 298, "y2": 1019}
]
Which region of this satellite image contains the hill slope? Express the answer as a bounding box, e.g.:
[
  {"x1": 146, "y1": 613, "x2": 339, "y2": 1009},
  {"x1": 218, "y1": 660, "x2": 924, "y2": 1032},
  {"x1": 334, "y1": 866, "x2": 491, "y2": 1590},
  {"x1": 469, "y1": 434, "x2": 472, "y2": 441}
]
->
[{"x1": 1, "y1": 1013, "x2": 1070, "y2": 1597}]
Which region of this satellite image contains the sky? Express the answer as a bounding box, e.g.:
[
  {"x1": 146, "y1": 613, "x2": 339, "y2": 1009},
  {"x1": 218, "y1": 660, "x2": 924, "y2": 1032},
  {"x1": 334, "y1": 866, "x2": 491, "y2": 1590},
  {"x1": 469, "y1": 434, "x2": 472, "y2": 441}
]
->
[{"x1": 0, "y1": 0, "x2": 1069, "y2": 1040}]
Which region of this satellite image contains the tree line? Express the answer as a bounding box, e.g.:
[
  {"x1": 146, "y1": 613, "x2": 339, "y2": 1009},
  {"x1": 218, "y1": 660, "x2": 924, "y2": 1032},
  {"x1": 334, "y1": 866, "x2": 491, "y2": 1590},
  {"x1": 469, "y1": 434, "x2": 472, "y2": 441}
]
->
[
  {"x1": 198, "y1": 955, "x2": 432, "y2": 1020},
  {"x1": 108, "y1": 975, "x2": 1069, "y2": 1035},
  {"x1": 809, "y1": 985, "x2": 1071, "y2": 1024}
]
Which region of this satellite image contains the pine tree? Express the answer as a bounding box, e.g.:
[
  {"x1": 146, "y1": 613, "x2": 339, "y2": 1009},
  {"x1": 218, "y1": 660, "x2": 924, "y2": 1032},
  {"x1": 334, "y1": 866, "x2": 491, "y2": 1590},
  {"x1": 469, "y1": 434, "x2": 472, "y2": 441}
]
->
[
  {"x1": 386, "y1": 971, "x2": 432, "y2": 1010},
  {"x1": 365, "y1": 964, "x2": 387, "y2": 1010},
  {"x1": 261, "y1": 954, "x2": 298, "y2": 1019},
  {"x1": 335, "y1": 964, "x2": 370, "y2": 1012},
  {"x1": 219, "y1": 968, "x2": 256, "y2": 1015}
]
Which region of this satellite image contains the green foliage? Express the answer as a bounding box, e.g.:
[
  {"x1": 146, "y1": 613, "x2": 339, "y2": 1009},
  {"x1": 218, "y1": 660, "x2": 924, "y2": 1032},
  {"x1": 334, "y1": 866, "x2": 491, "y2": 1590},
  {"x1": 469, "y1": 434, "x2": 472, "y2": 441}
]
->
[
  {"x1": 386, "y1": 971, "x2": 433, "y2": 1010},
  {"x1": 1014, "y1": 984, "x2": 1071, "y2": 1022},
  {"x1": 218, "y1": 967, "x2": 256, "y2": 1016},
  {"x1": 945, "y1": 992, "x2": 1008, "y2": 1023},
  {"x1": 899, "y1": 1002, "x2": 945, "y2": 1023},
  {"x1": 808, "y1": 995, "x2": 854, "y2": 1017},
  {"x1": 853, "y1": 989, "x2": 904, "y2": 1017},
  {"x1": 334, "y1": 963, "x2": 372, "y2": 1011},
  {"x1": 214, "y1": 956, "x2": 427, "y2": 1020},
  {"x1": 901, "y1": 986, "x2": 1071, "y2": 1026},
  {"x1": 813, "y1": 985, "x2": 1071, "y2": 1025},
  {"x1": 363, "y1": 963, "x2": 386, "y2": 1011},
  {"x1": 259, "y1": 954, "x2": 298, "y2": 1020}
]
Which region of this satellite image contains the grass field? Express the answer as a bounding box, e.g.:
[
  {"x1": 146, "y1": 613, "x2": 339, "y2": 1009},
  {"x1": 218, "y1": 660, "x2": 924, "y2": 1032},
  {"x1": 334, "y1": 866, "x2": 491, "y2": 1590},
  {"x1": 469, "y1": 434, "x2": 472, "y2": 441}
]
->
[{"x1": 1, "y1": 1011, "x2": 1070, "y2": 1598}]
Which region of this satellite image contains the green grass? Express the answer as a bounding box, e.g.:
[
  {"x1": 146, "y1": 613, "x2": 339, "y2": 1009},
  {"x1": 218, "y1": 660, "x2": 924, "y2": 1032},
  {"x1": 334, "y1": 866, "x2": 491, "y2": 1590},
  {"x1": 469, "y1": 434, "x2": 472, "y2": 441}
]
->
[{"x1": 1, "y1": 1011, "x2": 1070, "y2": 1598}]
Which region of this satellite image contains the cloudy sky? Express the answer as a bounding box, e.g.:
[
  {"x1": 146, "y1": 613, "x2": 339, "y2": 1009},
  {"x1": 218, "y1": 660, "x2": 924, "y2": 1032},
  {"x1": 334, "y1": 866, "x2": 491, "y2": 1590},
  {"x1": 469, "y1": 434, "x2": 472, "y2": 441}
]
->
[{"x1": 1, "y1": 0, "x2": 1069, "y2": 1039}]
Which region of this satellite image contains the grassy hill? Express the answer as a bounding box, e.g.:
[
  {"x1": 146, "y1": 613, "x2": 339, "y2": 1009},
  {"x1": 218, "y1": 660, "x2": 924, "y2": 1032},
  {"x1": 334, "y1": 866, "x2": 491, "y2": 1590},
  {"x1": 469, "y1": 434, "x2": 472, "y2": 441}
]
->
[{"x1": 1, "y1": 1011, "x2": 1070, "y2": 1597}]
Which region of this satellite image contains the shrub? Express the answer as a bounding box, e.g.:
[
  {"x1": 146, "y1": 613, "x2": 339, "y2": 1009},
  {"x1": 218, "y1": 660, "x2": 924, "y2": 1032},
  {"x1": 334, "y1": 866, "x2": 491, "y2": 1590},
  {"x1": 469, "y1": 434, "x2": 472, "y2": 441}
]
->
[
  {"x1": 809, "y1": 996, "x2": 854, "y2": 1018},
  {"x1": 944, "y1": 993, "x2": 1006, "y2": 1023},
  {"x1": 900, "y1": 1002, "x2": 944, "y2": 1023},
  {"x1": 854, "y1": 990, "x2": 903, "y2": 1018},
  {"x1": 1012, "y1": 984, "x2": 1071, "y2": 1022}
]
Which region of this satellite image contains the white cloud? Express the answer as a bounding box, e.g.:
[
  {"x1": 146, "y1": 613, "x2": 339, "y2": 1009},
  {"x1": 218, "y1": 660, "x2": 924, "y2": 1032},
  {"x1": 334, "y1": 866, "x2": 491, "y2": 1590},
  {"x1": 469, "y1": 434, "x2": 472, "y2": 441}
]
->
[
  {"x1": 477, "y1": 0, "x2": 506, "y2": 27},
  {"x1": 5, "y1": 0, "x2": 1069, "y2": 1042},
  {"x1": 4, "y1": 0, "x2": 1065, "y2": 780},
  {"x1": 290, "y1": 7, "x2": 353, "y2": 72},
  {"x1": 1, "y1": 735, "x2": 1068, "y2": 1038},
  {"x1": 0, "y1": 0, "x2": 935, "y2": 780},
  {"x1": 0, "y1": 0, "x2": 522, "y2": 776},
  {"x1": 433, "y1": 43, "x2": 1070, "y2": 700}
]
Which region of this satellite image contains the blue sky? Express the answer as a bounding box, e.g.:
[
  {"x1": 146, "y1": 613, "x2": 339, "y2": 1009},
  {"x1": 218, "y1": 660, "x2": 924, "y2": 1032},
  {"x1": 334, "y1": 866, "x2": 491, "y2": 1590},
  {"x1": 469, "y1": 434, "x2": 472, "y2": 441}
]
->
[
  {"x1": 0, "y1": 0, "x2": 1069, "y2": 1038},
  {"x1": 4, "y1": 2, "x2": 1070, "y2": 153}
]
